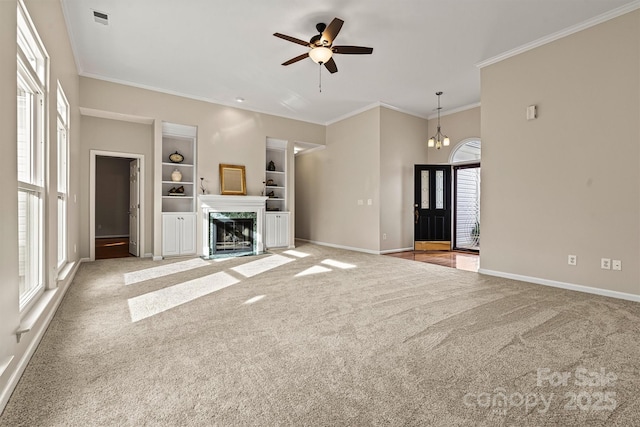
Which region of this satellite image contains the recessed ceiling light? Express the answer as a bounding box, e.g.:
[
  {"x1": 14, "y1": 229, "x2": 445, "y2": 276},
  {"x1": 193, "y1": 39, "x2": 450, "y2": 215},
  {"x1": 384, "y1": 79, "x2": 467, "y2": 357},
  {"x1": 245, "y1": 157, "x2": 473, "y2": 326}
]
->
[{"x1": 235, "y1": 97, "x2": 245, "y2": 103}]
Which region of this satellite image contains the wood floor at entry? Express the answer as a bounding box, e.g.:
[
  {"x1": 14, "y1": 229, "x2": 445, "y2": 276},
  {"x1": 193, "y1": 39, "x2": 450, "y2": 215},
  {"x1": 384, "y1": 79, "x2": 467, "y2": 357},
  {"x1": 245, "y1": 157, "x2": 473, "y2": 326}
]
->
[
  {"x1": 95, "y1": 237, "x2": 133, "y2": 259},
  {"x1": 386, "y1": 250, "x2": 479, "y2": 272}
]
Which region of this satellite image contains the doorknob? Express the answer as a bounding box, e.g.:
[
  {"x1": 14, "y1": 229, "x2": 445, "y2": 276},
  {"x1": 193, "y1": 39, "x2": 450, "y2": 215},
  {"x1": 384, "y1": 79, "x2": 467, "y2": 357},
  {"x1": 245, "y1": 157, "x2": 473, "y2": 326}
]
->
[{"x1": 414, "y1": 205, "x2": 419, "y2": 224}]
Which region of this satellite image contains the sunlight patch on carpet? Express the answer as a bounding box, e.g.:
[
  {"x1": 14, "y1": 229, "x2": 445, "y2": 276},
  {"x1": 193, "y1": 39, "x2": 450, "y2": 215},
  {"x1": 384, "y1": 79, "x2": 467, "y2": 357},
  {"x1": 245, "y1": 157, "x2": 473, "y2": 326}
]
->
[
  {"x1": 295, "y1": 265, "x2": 332, "y2": 277},
  {"x1": 283, "y1": 249, "x2": 310, "y2": 258},
  {"x1": 243, "y1": 295, "x2": 266, "y2": 304},
  {"x1": 321, "y1": 259, "x2": 356, "y2": 269},
  {"x1": 231, "y1": 254, "x2": 294, "y2": 278},
  {"x1": 127, "y1": 271, "x2": 239, "y2": 322},
  {"x1": 124, "y1": 258, "x2": 209, "y2": 285}
]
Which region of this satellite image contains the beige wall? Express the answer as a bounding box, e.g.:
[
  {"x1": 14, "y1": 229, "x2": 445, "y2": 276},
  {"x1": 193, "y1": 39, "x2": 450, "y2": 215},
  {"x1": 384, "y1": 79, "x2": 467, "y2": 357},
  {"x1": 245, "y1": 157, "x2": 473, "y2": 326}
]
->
[
  {"x1": 1, "y1": 0, "x2": 81, "y2": 411},
  {"x1": 426, "y1": 106, "x2": 481, "y2": 164},
  {"x1": 480, "y1": 11, "x2": 640, "y2": 296},
  {"x1": 296, "y1": 108, "x2": 381, "y2": 251},
  {"x1": 380, "y1": 107, "x2": 429, "y2": 251},
  {"x1": 81, "y1": 117, "x2": 154, "y2": 255},
  {"x1": 296, "y1": 106, "x2": 429, "y2": 253},
  {"x1": 79, "y1": 77, "x2": 326, "y2": 257}
]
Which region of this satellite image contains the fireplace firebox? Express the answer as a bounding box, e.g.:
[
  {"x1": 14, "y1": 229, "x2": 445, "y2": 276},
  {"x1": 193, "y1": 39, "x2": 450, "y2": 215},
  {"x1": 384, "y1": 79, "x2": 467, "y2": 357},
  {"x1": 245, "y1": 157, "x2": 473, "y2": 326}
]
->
[
  {"x1": 209, "y1": 212, "x2": 256, "y2": 257},
  {"x1": 200, "y1": 195, "x2": 267, "y2": 259}
]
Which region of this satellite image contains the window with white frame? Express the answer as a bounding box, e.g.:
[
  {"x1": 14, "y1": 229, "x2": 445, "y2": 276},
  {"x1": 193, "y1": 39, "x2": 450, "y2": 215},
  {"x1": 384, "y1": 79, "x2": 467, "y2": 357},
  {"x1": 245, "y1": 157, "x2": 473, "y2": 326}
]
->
[
  {"x1": 17, "y1": 0, "x2": 48, "y2": 310},
  {"x1": 57, "y1": 84, "x2": 69, "y2": 269}
]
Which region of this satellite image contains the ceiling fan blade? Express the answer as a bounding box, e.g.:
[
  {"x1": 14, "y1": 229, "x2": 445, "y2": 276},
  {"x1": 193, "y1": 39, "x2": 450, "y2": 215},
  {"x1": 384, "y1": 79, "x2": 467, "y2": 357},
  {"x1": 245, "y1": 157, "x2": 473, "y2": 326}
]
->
[
  {"x1": 282, "y1": 52, "x2": 309, "y2": 66},
  {"x1": 273, "y1": 32, "x2": 310, "y2": 47},
  {"x1": 321, "y1": 18, "x2": 344, "y2": 44},
  {"x1": 324, "y1": 57, "x2": 338, "y2": 74},
  {"x1": 333, "y1": 45, "x2": 373, "y2": 55}
]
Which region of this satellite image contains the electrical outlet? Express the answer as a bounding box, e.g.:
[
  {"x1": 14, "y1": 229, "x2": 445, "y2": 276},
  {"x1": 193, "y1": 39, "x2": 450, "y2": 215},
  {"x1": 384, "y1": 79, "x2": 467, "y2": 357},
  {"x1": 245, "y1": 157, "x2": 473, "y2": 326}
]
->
[
  {"x1": 74, "y1": 244, "x2": 77, "y2": 253},
  {"x1": 357, "y1": 199, "x2": 363, "y2": 206},
  {"x1": 612, "y1": 260, "x2": 622, "y2": 271},
  {"x1": 601, "y1": 258, "x2": 611, "y2": 270},
  {"x1": 382, "y1": 233, "x2": 387, "y2": 240},
  {"x1": 568, "y1": 255, "x2": 577, "y2": 266},
  {"x1": 367, "y1": 199, "x2": 372, "y2": 206}
]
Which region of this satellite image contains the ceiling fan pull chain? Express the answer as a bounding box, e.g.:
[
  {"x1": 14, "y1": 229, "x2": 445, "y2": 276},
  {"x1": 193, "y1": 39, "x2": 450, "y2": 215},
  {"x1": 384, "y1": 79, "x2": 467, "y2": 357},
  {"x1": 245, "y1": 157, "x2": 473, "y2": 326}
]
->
[{"x1": 319, "y1": 63, "x2": 322, "y2": 92}]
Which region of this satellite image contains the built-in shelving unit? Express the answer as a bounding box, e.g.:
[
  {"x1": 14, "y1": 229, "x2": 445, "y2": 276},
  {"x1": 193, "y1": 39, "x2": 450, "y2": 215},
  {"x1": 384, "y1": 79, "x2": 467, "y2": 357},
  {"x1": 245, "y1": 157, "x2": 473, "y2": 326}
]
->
[
  {"x1": 161, "y1": 122, "x2": 197, "y2": 256},
  {"x1": 265, "y1": 138, "x2": 290, "y2": 248},
  {"x1": 265, "y1": 139, "x2": 287, "y2": 212},
  {"x1": 161, "y1": 124, "x2": 197, "y2": 213}
]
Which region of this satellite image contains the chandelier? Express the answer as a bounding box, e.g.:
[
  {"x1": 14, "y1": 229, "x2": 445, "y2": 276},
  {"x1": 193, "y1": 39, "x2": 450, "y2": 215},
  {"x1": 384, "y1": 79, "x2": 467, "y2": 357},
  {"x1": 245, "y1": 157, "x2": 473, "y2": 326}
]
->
[{"x1": 428, "y1": 91, "x2": 450, "y2": 149}]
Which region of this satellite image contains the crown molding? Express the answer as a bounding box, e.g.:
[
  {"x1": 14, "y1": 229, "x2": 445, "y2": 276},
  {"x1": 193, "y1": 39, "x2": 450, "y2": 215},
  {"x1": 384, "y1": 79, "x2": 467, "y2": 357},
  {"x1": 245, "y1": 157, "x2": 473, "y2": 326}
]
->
[
  {"x1": 477, "y1": 0, "x2": 640, "y2": 69},
  {"x1": 79, "y1": 72, "x2": 328, "y2": 126},
  {"x1": 325, "y1": 101, "x2": 428, "y2": 126},
  {"x1": 324, "y1": 102, "x2": 382, "y2": 125},
  {"x1": 79, "y1": 107, "x2": 154, "y2": 124},
  {"x1": 427, "y1": 102, "x2": 481, "y2": 120},
  {"x1": 378, "y1": 102, "x2": 428, "y2": 120},
  {"x1": 59, "y1": 0, "x2": 83, "y2": 77},
  {"x1": 80, "y1": 72, "x2": 428, "y2": 128}
]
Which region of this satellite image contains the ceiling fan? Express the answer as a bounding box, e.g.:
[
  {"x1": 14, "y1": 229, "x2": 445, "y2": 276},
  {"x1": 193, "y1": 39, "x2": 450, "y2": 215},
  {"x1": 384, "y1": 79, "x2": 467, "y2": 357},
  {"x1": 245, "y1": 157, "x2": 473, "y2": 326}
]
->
[{"x1": 273, "y1": 18, "x2": 373, "y2": 74}]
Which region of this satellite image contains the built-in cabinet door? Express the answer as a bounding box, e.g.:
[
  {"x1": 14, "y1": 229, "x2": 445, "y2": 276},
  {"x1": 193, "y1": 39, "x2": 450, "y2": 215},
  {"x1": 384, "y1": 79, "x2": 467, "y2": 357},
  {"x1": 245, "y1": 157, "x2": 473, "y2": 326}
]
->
[
  {"x1": 265, "y1": 212, "x2": 289, "y2": 248},
  {"x1": 162, "y1": 213, "x2": 196, "y2": 256},
  {"x1": 180, "y1": 214, "x2": 196, "y2": 254},
  {"x1": 162, "y1": 214, "x2": 181, "y2": 256}
]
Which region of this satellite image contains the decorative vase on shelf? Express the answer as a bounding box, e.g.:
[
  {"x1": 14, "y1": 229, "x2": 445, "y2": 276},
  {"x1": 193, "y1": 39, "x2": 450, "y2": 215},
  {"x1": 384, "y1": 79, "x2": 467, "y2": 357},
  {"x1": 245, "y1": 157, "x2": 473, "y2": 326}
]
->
[
  {"x1": 171, "y1": 168, "x2": 182, "y2": 182},
  {"x1": 267, "y1": 160, "x2": 276, "y2": 171}
]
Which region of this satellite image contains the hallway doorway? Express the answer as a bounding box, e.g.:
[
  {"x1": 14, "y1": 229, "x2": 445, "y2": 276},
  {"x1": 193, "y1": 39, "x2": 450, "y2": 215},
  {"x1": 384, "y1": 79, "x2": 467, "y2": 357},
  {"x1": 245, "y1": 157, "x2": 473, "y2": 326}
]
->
[{"x1": 90, "y1": 150, "x2": 145, "y2": 261}]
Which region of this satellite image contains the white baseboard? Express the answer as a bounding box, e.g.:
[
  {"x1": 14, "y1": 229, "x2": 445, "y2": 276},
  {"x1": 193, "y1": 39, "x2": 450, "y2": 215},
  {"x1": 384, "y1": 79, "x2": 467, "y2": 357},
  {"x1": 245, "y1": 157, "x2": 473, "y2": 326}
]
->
[
  {"x1": 380, "y1": 247, "x2": 414, "y2": 255},
  {"x1": 478, "y1": 268, "x2": 640, "y2": 302},
  {"x1": 296, "y1": 238, "x2": 382, "y2": 255},
  {"x1": 0, "y1": 259, "x2": 84, "y2": 414}
]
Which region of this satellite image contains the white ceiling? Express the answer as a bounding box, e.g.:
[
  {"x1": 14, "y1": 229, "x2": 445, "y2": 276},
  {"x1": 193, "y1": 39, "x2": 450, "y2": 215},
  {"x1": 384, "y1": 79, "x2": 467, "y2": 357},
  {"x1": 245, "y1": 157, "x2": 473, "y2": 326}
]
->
[{"x1": 61, "y1": 0, "x2": 638, "y2": 125}]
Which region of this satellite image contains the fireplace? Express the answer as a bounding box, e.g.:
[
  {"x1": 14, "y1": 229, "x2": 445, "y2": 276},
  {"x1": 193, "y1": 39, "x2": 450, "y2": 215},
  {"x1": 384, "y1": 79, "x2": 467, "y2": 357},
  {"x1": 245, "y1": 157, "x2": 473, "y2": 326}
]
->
[
  {"x1": 199, "y1": 195, "x2": 268, "y2": 259},
  {"x1": 209, "y1": 213, "x2": 255, "y2": 257}
]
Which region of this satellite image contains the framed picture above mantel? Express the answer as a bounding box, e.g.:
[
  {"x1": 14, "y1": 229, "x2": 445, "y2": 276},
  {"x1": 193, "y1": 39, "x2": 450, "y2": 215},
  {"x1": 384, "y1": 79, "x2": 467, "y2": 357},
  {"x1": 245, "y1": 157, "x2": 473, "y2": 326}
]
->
[{"x1": 219, "y1": 164, "x2": 246, "y2": 195}]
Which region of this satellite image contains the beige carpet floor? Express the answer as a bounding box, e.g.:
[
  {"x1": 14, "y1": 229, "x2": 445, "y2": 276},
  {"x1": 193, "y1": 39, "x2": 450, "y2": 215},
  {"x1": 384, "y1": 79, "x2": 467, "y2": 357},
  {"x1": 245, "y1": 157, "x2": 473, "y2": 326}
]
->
[{"x1": 1, "y1": 242, "x2": 639, "y2": 426}]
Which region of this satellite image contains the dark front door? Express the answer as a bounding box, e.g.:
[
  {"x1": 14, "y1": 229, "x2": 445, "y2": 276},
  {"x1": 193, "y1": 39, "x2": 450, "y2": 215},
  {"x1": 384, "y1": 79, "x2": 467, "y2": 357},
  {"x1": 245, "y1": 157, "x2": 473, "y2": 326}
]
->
[{"x1": 414, "y1": 165, "x2": 452, "y2": 250}]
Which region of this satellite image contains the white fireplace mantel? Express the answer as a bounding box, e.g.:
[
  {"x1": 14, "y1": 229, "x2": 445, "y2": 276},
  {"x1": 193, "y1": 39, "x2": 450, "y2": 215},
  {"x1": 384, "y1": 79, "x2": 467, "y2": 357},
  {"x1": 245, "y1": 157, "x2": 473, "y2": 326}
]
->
[{"x1": 199, "y1": 195, "x2": 268, "y2": 256}]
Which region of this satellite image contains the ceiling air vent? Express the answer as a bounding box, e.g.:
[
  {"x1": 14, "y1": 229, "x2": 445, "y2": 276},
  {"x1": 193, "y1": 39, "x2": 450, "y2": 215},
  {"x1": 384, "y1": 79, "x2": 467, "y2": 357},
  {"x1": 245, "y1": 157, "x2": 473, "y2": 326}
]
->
[{"x1": 93, "y1": 10, "x2": 109, "y2": 25}]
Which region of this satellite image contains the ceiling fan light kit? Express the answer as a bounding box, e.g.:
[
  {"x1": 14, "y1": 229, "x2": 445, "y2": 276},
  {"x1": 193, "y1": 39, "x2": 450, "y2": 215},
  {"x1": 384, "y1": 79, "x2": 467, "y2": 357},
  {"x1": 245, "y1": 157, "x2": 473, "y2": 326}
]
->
[
  {"x1": 274, "y1": 17, "x2": 373, "y2": 91},
  {"x1": 308, "y1": 46, "x2": 333, "y2": 64}
]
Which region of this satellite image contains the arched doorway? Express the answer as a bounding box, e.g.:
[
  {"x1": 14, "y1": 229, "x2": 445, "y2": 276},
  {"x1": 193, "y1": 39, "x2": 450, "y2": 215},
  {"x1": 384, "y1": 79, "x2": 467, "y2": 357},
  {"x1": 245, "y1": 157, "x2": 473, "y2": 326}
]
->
[{"x1": 450, "y1": 139, "x2": 480, "y2": 251}]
